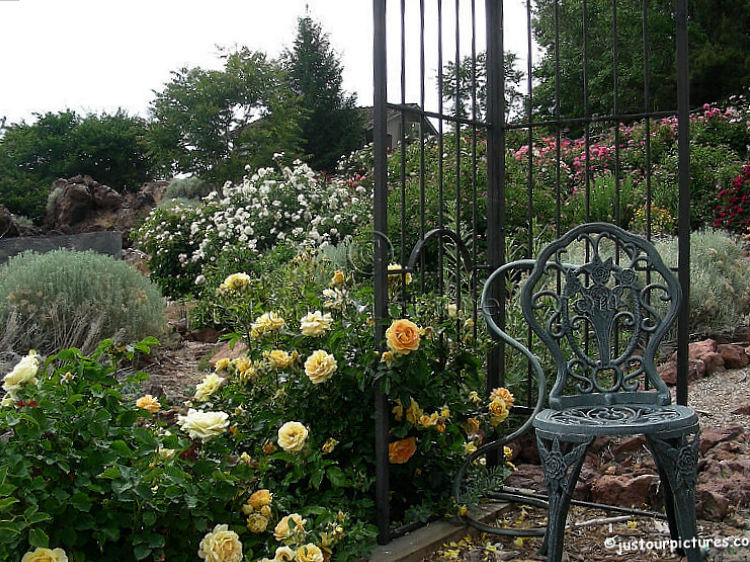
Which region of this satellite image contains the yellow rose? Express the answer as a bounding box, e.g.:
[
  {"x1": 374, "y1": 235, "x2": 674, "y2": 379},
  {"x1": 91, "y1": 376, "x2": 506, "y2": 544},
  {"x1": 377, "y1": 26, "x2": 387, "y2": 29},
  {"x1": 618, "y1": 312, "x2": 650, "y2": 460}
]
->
[
  {"x1": 489, "y1": 397, "x2": 510, "y2": 423},
  {"x1": 392, "y1": 399, "x2": 403, "y2": 422},
  {"x1": 304, "y1": 350, "x2": 337, "y2": 384},
  {"x1": 405, "y1": 397, "x2": 422, "y2": 426},
  {"x1": 265, "y1": 350, "x2": 293, "y2": 370},
  {"x1": 465, "y1": 417, "x2": 481, "y2": 436},
  {"x1": 239, "y1": 452, "x2": 253, "y2": 465},
  {"x1": 299, "y1": 310, "x2": 334, "y2": 337},
  {"x1": 274, "y1": 513, "x2": 306, "y2": 543},
  {"x1": 233, "y1": 356, "x2": 251, "y2": 375},
  {"x1": 277, "y1": 421, "x2": 309, "y2": 452},
  {"x1": 387, "y1": 263, "x2": 413, "y2": 286},
  {"x1": 198, "y1": 524, "x2": 243, "y2": 562},
  {"x1": 385, "y1": 319, "x2": 421, "y2": 355},
  {"x1": 252, "y1": 312, "x2": 286, "y2": 336},
  {"x1": 330, "y1": 270, "x2": 346, "y2": 286},
  {"x1": 321, "y1": 437, "x2": 339, "y2": 454},
  {"x1": 21, "y1": 547, "x2": 68, "y2": 562},
  {"x1": 380, "y1": 351, "x2": 395, "y2": 365},
  {"x1": 3, "y1": 350, "x2": 40, "y2": 398},
  {"x1": 177, "y1": 409, "x2": 229, "y2": 442},
  {"x1": 194, "y1": 373, "x2": 224, "y2": 402},
  {"x1": 215, "y1": 358, "x2": 231, "y2": 372},
  {"x1": 446, "y1": 303, "x2": 458, "y2": 317},
  {"x1": 296, "y1": 543, "x2": 324, "y2": 562},
  {"x1": 135, "y1": 394, "x2": 160, "y2": 414},
  {"x1": 468, "y1": 390, "x2": 482, "y2": 404},
  {"x1": 388, "y1": 437, "x2": 417, "y2": 464},
  {"x1": 248, "y1": 489, "x2": 273, "y2": 509},
  {"x1": 274, "y1": 546, "x2": 297, "y2": 561},
  {"x1": 262, "y1": 440, "x2": 278, "y2": 455},
  {"x1": 219, "y1": 272, "x2": 251, "y2": 292},
  {"x1": 246, "y1": 512, "x2": 269, "y2": 533},
  {"x1": 489, "y1": 387, "x2": 515, "y2": 407},
  {"x1": 464, "y1": 441, "x2": 478, "y2": 455}
]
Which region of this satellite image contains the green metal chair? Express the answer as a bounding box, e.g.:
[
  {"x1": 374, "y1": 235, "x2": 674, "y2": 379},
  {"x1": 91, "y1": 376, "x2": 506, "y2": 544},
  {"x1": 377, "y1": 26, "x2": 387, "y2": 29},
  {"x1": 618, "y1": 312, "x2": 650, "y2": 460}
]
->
[{"x1": 478, "y1": 223, "x2": 701, "y2": 562}]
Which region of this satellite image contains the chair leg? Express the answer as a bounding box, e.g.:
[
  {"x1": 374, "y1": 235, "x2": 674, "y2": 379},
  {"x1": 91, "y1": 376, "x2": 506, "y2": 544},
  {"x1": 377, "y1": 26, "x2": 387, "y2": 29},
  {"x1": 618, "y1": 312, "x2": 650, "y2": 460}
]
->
[
  {"x1": 645, "y1": 431, "x2": 702, "y2": 562},
  {"x1": 536, "y1": 434, "x2": 593, "y2": 562}
]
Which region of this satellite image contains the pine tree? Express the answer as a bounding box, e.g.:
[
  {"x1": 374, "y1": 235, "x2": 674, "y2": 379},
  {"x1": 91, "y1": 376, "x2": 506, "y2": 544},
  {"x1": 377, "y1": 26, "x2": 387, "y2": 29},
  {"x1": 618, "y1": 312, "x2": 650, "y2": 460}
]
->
[{"x1": 283, "y1": 15, "x2": 364, "y2": 172}]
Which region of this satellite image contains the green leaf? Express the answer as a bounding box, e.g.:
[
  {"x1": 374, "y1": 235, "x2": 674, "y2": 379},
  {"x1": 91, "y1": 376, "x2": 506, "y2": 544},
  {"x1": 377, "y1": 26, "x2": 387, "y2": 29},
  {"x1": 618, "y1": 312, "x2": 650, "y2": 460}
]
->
[
  {"x1": 71, "y1": 492, "x2": 93, "y2": 512},
  {"x1": 110, "y1": 440, "x2": 135, "y2": 458},
  {"x1": 0, "y1": 497, "x2": 19, "y2": 511},
  {"x1": 98, "y1": 466, "x2": 122, "y2": 480},
  {"x1": 28, "y1": 527, "x2": 49, "y2": 548},
  {"x1": 142, "y1": 511, "x2": 157, "y2": 527},
  {"x1": 326, "y1": 466, "x2": 349, "y2": 487},
  {"x1": 133, "y1": 543, "x2": 152, "y2": 560}
]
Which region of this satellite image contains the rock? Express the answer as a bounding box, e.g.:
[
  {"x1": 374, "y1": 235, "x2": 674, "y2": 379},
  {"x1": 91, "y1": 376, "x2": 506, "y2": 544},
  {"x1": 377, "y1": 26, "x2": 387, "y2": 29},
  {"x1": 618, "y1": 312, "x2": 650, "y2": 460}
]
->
[
  {"x1": 590, "y1": 474, "x2": 659, "y2": 507},
  {"x1": 688, "y1": 339, "x2": 717, "y2": 360},
  {"x1": 717, "y1": 343, "x2": 749, "y2": 369},
  {"x1": 699, "y1": 425, "x2": 745, "y2": 455},
  {"x1": 697, "y1": 351, "x2": 725, "y2": 374},
  {"x1": 186, "y1": 327, "x2": 221, "y2": 343},
  {"x1": 613, "y1": 435, "x2": 646, "y2": 460},
  {"x1": 91, "y1": 182, "x2": 123, "y2": 211},
  {"x1": 510, "y1": 435, "x2": 540, "y2": 464},
  {"x1": 0, "y1": 205, "x2": 20, "y2": 237},
  {"x1": 696, "y1": 488, "x2": 731, "y2": 521},
  {"x1": 209, "y1": 341, "x2": 249, "y2": 367},
  {"x1": 657, "y1": 359, "x2": 704, "y2": 385},
  {"x1": 503, "y1": 463, "x2": 545, "y2": 493}
]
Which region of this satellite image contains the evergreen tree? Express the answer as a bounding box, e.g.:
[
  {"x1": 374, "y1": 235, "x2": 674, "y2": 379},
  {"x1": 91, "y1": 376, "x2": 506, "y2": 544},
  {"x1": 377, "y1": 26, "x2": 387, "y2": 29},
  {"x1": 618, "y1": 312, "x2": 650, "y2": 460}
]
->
[{"x1": 283, "y1": 15, "x2": 364, "y2": 172}]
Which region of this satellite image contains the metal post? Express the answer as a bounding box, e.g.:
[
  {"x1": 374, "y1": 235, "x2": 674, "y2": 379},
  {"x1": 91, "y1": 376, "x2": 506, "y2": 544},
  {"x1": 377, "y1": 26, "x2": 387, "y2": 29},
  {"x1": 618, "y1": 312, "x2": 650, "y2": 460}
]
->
[
  {"x1": 372, "y1": 0, "x2": 390, "y2": 545},
  {"x1": 675, "y1": 0, "x2": 690, "y2": 407},
  {"x1": 485, "y1": 0, "x2": 505, "y2": 394}
]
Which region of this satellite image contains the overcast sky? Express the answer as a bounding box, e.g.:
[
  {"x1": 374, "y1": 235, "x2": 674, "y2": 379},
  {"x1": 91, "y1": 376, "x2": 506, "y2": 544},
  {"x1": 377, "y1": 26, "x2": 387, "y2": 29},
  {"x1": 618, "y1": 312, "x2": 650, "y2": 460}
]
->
[{"x1": 0, "y1": 0, "x2": 533, "y2": 125}]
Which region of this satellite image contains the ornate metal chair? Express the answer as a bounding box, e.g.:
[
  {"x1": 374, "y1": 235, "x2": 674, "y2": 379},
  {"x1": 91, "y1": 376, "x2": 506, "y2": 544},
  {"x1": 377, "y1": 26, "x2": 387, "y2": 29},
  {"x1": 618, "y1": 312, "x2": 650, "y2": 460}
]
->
[{"x1": 478, "y1": 223, "x2": 701, "y2": 562}]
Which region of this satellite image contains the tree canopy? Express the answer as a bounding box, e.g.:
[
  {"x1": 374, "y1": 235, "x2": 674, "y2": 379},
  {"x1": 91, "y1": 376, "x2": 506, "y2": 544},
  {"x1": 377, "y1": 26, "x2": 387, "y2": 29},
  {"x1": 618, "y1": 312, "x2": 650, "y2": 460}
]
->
[
  {"x1": 147, "y1": 48, "x2": 305, "y2": 184},
  {"x1": 0, "y1": 110, "x2": 155, "y2": 221},
  {"x1": 530, "y1": 0, "x2": 750, "y2": 134},
  {"x1": 282, "y1": 15, "x2": 364, "y2": 172}
]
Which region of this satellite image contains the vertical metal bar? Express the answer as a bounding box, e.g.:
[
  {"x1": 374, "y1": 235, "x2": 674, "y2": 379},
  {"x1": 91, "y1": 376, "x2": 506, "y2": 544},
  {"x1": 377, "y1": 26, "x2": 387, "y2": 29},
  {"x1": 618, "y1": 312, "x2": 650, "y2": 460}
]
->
[
  {"x1": 612, "y1": 0, "x2": 621, "y2": 227},
  {"x1": 553, "y1": 0, "x2": 561, "y2": 236},
  {"x1": 525, "y1": 0, "x2": 535, "y2": 408},
  {"x1": 372, "y1": 0, "x2": 390, "y2": 545},
  {"x1": 470, "y1": 0, "x2": 479, "y2": 332},
  {"x1": 438, "y1": 0, "x2": 445, "y2": 294},
  {"x1": 642, "y1": 0, "x2": 652, "y2": 240},
  {"x1": 583, "y1": 0, "x2": 591, "y2": 222},
  {"x1": 676, "y1": 0, "x2": 691, "y2": 407},
  {"x1": 419, "y1": 0, "x2": 427, "y2": 293},
  {"x1": 399, "y1": 0, "x2": 408, "y2": 312},
  {"x1": 485, "y1": 0, "x2": 505, "y2": 393},
  {"x1": 455, "y1": 0, "x2": 462, "y2": 316}
]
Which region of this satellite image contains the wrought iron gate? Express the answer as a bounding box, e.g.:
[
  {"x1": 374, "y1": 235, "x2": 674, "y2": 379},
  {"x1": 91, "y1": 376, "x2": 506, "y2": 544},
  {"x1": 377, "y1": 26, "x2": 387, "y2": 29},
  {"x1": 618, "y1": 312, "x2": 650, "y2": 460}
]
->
[{"x1": 372, "y1": 0, "x2": 691, "y2": 543}]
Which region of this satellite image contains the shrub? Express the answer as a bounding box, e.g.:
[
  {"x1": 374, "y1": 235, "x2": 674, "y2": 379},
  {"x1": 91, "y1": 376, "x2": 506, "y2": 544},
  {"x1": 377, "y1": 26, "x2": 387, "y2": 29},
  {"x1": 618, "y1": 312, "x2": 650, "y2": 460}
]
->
[
  {"x1": 714, "y1": 164, "x2": 750, "y2": 233},
  {"x1": 164, "y1": 176, "x2": 216, "y2": 201},
  {"x1": 655, "y1": 229, "x2": 750, "y2": 337},
  {"x1": 0, "y1": 250, "x2": 166, "y2": 355}
]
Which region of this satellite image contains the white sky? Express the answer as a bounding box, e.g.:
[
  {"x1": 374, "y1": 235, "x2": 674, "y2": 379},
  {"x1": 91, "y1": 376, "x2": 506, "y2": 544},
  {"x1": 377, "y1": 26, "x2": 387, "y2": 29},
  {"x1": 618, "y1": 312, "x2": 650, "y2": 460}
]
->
[{"x1": 0, "y1": 0, "x2": 533, "y2": 125}]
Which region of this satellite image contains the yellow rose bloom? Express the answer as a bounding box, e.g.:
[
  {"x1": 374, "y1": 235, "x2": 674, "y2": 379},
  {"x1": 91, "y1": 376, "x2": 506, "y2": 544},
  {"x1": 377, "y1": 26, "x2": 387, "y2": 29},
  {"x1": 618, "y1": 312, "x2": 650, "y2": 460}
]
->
[
  {"x1": 296, "y1": 543, "x2": 324, "y2": 562},
  {"x1": 274, "y1": 513, "x2": 307, "y2": 543},
  {"x1": 330, "y1": 270, "x2": 346, "y2": 286},
  {"x1": 464, "y1": 441, "x2": 478, "y2": 455},
  {"x1": 248, "y1": 489, "x2": 273, "y2": 509},
  {"x1": 194, "y1": 373, "x2": 224, "y2": 402},
  {"x1": 299, "y1": 310, "x2": 334, "y2": 337},
  {"x1": 219, "y1": 272, "x2": 251, "y2": 293},
  {"x1": 233, "y1": 356, "x2": 251, "y2": 375},
  {"x1": 177, "y1": 409, "x2": 229, "y2": 442},
  {"x1": 385, "y1": 319, "x2": 421, "y2": 355},
  {"x1": 265, "y1": 350, "x2": 293, "y2": 370},
  {"x1": 468, "y1": 390, "x2": 482, "y2": 404},
  {"x1": 135, "y1": 394, "x2": 160, "y2": 414},
  {"x1": 277, "y1": 421, "x2": 309, "y2": 452},
  {"x1": 465, "y1": 417, "x2": 481, "y2": 436},
  {"x1": 3, "y1": 350, "x2": 40, "y2": 399},
  {"x1": 304, "y1": 350, "x2": 337, "y2": 384},
  {"x1": 274, "y1": 546, "x2": 296, "y2": 561},
  {"x1": 490, "y1": 387, "x2": 515, "y2": 407},
  {"x1": 197, "y1": 524, "x2": 243, "y2": 562},
  {"x1": 489, "y1": 397, "x2": 510, "y2": 423},
  {"x1": 262, "y1": 440, "x2": 278, "y2": 455},
  {"x1": 405, "y1": 397, "x2": 423, "y2": 426},
  {"x1": 246, "y1": 512, "x2": 269, "y2": 533},
  {"x1": 321, "y1": 437, "x2": 339, "y2": 454},
  {"x1": 215, "y1": 358, "x2": 231, "y2": 372},
  {"x1": 252, "y1": 312, "x2": 286, "y2": 336},
  {"x1": 391, "y1": 399, "x2": 403, "y2": 421},
  {"x1": 387, "y1": 263, "x2": 413, "y2": 286},
  {"x1": 388, "y1": 436, "x2": 417, "y2": 464},
  {"x1": 380, "y1": 350, "x2": 395, "y2": 365},
  {"x1": 21, "y1": 547, "x2": 68, "y2": 562}
]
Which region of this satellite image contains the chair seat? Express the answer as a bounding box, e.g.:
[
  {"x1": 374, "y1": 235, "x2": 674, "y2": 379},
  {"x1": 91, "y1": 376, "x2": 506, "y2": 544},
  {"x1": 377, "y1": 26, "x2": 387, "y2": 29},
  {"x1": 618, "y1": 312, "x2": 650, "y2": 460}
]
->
[{"x1": 533, "y1": 404, "x2": 698, "y2": 436}]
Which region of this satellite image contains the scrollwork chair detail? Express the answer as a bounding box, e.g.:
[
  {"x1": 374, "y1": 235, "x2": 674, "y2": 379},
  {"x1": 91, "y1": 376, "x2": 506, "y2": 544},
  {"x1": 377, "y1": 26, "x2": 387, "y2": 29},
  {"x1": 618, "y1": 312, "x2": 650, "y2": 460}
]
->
[{"x1": 482, "y1": 223, "x2": 700, "y2": 562}]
